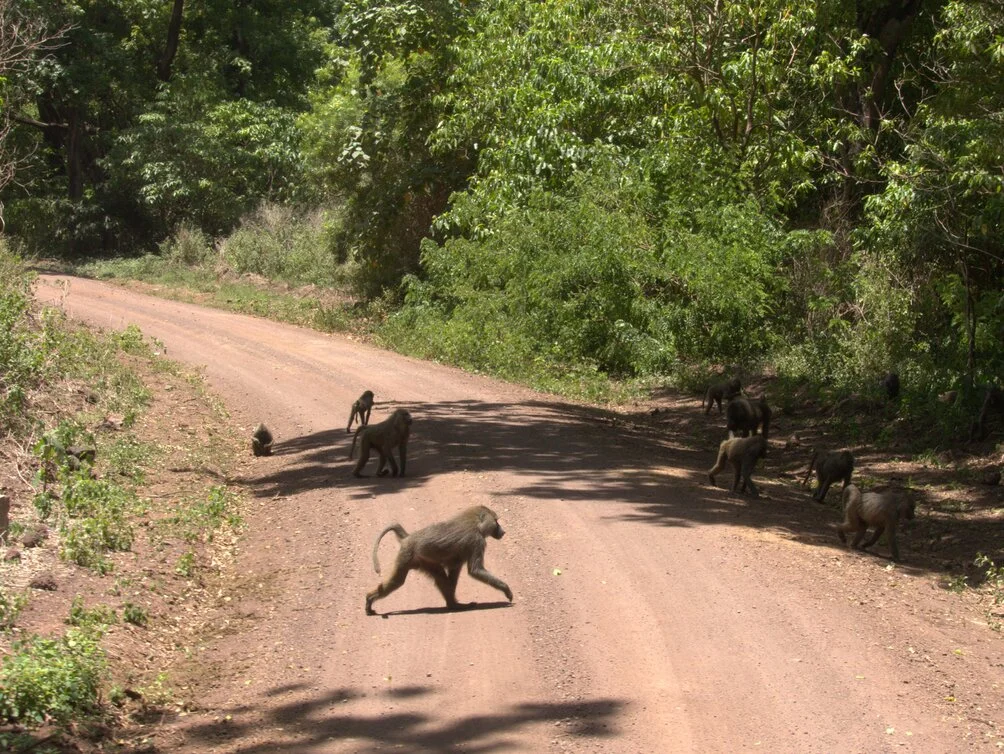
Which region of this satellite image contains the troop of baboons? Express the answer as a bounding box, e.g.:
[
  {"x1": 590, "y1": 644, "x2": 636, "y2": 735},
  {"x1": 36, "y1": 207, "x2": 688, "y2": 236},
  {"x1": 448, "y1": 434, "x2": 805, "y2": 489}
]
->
[
  {"x1": 703, "y1": 373, "x2": 917, "y2": 563},
  {"x1": 245, "y1": 370, "x2": 930, "y2": 615}
]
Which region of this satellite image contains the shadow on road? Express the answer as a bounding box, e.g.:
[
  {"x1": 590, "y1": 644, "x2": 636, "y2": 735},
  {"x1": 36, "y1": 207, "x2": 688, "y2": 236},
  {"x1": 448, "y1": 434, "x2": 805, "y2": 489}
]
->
[
  {"x1": 177, "y1": 683, "x2": 623, "y2": 753},
  {"x1": 373, "y1": 600, "x2": 514, "y2": 617}
]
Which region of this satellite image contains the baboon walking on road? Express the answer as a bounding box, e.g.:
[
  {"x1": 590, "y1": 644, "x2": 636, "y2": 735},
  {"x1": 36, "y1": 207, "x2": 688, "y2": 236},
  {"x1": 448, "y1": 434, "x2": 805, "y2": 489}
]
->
[
  {"x1": 837, "y1": 484, "x2": 915, "y2": 562},
  {"x1": 702, "y1": 377, "x2": 742, "y2": 415},
  {"x1": 726, "y1": 395, "x2": 771, "y2": 439},
  {"x1": 350, "y1": 408, "x2": 412, "y2": 477},
  {"x1": 803, "y1": 449, "x2": 854, "y2": 502},
  {"x1": 251, "y1": 424, "x2": 273, "y2": 456},
  {"x1": 346, "y1": 390, "x2": 375, "y2": 433},
  {"x1": 366, "y1": 505, "x2": 513, "y2": 614},
  {"x1": 708, "y1": 435, "x2": 768, "y2": 497}
]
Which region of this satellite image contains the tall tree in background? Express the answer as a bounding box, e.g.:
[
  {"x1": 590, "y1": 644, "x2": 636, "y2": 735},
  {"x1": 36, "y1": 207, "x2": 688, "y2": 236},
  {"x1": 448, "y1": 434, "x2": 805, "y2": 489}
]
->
[
  {"x1": 0, "y1": 0, "x2": 64, "y2": 217},
  {"x1": 299, "y1": 0, "x2": 474, "y2": 296},
  {"x1": 4, "y1": 0, "x2": 330, "y2": 252}
]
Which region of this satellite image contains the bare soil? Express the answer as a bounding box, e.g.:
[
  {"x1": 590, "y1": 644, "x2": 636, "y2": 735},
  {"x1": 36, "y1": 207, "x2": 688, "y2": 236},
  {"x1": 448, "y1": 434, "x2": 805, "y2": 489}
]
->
[{"x1": 25, "y1": 274, "x2": 1004, "y2": 752}]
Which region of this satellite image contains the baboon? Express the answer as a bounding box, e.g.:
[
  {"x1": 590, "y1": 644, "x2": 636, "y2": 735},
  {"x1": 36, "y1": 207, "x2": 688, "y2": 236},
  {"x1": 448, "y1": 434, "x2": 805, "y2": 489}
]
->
[
  {"x1": 708, "y1": 435, "x2": 768, "y2": 497},
  {"x1": 938, "y1": 390, "x2": 958, "y2": 405},
  {"x1": 702, "y1": 377, "x2": 742, "y2": 415},
  {"x1": 350, "y1": 408, "x2": 412, "y2": 477},
  {"x1": 837, "y1": 484, "x2": 915, "y2": 562},
  {"x1": 346, "y1": 390, "x2": 375, "y2": 433},
  {"x1": 726, "y1": 395, "x2": 771, "y2": 439},
  {"x1": 803, "y1": 449, "x2": 854, "y2": 502},
  {"x1": 366, "y1": 505, "x2": 513, "y2": 614},
  {"x1": 251, "y1": 424, "x2": 273, "y2": 457},
  {"x1": 881, "y1": 371, "x2": 900, "y2": 400}
]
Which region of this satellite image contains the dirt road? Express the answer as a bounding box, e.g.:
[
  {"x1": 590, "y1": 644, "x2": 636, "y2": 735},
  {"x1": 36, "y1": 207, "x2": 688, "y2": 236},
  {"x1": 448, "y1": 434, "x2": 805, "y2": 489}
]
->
[{"x1": 36, "y1": 275, "x2": 1002, "y2": 752}]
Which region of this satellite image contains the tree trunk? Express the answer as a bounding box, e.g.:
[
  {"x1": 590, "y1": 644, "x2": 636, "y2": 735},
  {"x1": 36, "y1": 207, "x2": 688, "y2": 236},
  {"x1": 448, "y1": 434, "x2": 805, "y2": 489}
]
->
[{"x1": 157, "y1": 0, "x2": 185, "y2": 82}]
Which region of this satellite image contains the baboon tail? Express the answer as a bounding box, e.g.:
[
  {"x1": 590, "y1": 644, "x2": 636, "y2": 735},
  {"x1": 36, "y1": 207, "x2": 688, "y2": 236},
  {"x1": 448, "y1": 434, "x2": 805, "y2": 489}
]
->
[
  {"x1": 349, "y1": 426, "x2": 363, "y2": 459},
  {"x1": 803, "y1": 450, "x2": 819, "y2": 486},
  {"x1": 372, "y1": 524, "x2": 408, "y2": 574}
]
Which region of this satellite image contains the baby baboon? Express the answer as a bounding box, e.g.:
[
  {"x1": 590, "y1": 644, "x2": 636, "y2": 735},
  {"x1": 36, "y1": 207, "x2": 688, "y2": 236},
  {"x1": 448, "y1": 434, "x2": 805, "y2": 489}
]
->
[
  {"x1": 881, "y1": 371, "x2": 900, "y2": 400},
  {"x1": 726, "y1": 395, "x2": 771, "y2": 439},
  {"x1": 251, "y1": 423, "x2": 273, "y2": 457},
  {"x1": 346, "y1": 390, "x2": 375, "y2": 433},
  {"x1": 366, "y1": 505, "x2": 513, "y2": 614},
  {"x1": 803, "y1": 449, "x2": 854, "y2": 502},
  {"x1": 837, "y1": 484, "x2": 915, "y2": 562},
  {"x1": 702, "y1": 377, "x2": 742, "y2": 415},
  {"x1": 350, "y1": 408, "x2": 412, "y2": 477},
  {"x1": 708, "y1": 435, "x2": 768, "y2": 497}
]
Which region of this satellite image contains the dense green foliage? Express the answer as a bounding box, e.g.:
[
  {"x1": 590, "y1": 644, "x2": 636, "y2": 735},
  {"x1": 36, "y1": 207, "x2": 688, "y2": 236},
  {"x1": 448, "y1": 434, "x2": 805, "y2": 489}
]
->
[{"x1": 2, "y1": 0, "x2": 1002, "y2": 401}]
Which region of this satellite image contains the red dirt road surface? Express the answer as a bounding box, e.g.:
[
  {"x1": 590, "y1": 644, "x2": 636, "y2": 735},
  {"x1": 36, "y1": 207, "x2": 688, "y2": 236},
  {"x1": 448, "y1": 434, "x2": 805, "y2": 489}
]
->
[{"x1": 36, "y1": 275, "x2": 1003, "y2": 752}]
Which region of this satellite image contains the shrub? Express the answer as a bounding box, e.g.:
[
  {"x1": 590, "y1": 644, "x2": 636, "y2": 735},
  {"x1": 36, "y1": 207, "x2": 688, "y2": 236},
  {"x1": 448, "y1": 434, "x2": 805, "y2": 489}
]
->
[
  {"x1": 0, "y1": 246, "x2": 43, "y2": 432},
  {"x1": 121, "y1": 603, "x2": 148, "y2": 627},
  {"x1": 56, "y1": 478, "x2": 137, "y2": 574},
  {"x1": 0, "y1": 590, "x2": 27, "y2": 630},
  {"x1": 218, "y1": 205, "x2": 338, "y2": 285},
  {"x1": 66, "y1": 597, "x2": 118, "y2": 629},
  {"x1": 160, "y1": 225, "x2": 214, "y2": 266},
  {"x1": 0, "y1": 628, "x2": 106, "y2": 726}
]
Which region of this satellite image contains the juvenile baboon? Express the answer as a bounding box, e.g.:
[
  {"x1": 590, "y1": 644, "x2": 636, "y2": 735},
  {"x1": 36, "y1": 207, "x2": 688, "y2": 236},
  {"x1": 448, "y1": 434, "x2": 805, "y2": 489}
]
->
[
  {"x1": 346, "y1": 390, "x2": 375, "y2": 433},
  {"x1": 803, "y1": 449, "x2": 854, "y2": 502},
  {"x1": 881, "y1": 371, "x2": 900, "y2": 400},
  {"x1": 702, "y1": 377, "x2": 742, "y2": 415},
  {"x1": 366, "y1": 505, "x2": 513, "y2": 614},
  {"x1": 350, "y1": 408, "x2": 412, "y2": 477},
  {"x1": 708, "y1": 435, "x2": 768, "y2": 497},
  {"x1": 726, "y1": 395, "x2": 771, "y2": 439},
  {"x1": 837, "y1": 484, "x2": 915, "y2": 562},
  {"x1": 251, "y1": 423, "x2": 273, "y2": 457}
]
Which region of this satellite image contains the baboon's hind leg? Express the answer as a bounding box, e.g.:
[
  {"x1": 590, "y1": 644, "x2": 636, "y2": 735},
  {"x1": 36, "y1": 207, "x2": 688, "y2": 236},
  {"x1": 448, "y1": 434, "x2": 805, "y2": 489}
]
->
[{"x1": 366, "y1": 565, "x2": 410, "y2": 614}]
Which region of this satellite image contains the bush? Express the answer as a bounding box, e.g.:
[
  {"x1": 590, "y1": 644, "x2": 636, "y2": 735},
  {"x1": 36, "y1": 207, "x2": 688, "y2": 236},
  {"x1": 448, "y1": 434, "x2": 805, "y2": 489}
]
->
[
  {"x1": 66, "y1": 598, "x2": 118, "y2": 629},
  {"x1": 160, "y1": 225, "x2": 214, "y2": 266},
  {"x1": 219, "y1": 205, "x2": 339, "y2": 285},
  {"x1": 386, "y1": 162, "x2": 790, "y2": 387},
  {"x1": 121, "y1": 603, "x2": 148, "y2": 627},
  {"x1": 0, "y1": 245, "x2": 44, "y2": 432},
  {"x1": 0, "y1": 628, "x2": 106, "y2": 726},
  {"x1": 59, "y1": 479, "x2": 137, "y2": 573},
  {"x1": 0, "y1": 590, "x2": 27, "y2": 630}
]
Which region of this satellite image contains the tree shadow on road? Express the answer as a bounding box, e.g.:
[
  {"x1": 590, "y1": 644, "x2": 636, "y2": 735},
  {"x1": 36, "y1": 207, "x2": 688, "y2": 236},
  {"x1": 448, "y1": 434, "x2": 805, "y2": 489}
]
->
[{"x1": 173, "y1": 683, "x2": 623, "y2": 753}]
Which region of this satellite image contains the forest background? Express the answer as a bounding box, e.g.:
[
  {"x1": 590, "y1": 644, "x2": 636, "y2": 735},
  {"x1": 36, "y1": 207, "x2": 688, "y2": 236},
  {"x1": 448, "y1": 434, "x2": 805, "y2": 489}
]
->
[{"x1": 1, "y1": 0, "x2": 1002, "y2": 430}]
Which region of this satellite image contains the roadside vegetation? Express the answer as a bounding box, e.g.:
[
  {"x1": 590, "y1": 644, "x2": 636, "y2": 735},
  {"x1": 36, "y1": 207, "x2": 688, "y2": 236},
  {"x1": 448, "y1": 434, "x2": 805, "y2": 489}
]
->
[{"x1": 0, "y1": 247, "x2": 246, "y2": 749}]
